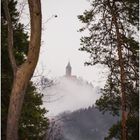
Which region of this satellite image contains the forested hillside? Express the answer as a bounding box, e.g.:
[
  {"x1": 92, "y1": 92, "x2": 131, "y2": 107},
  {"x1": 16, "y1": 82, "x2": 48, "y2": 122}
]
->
[{"x1": 46, "y1": 106, "x2": 118, "y2": 140}]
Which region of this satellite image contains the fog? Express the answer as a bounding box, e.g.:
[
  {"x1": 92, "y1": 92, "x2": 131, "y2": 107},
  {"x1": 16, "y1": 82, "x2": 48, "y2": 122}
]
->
[{"x1": 42, "y1": 76, "x2": 101, "y2": 117}]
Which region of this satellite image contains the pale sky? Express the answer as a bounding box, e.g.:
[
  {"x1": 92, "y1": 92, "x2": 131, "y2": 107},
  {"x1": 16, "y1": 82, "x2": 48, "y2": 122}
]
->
[
  {"x1": 39, "y1": 0, "x2": 108, "y2": 87},
  {"x1": 18, "y1": 0, "x2": 109, "y2": 87},
  {"x1": 16, "y1": 0, "x2": 109, "y2": 117}
]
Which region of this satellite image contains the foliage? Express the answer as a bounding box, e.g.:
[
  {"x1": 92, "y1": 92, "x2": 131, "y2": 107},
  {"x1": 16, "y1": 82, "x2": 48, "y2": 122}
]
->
[
  {"x1": 19, "y1": 83, "x2": 49, "y2": 140},
  {"x1": 105, "y1": 116, "x2": 139, "y2": 140}
]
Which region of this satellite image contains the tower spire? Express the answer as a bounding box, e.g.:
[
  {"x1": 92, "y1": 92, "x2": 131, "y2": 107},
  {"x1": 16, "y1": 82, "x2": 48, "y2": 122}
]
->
[{"x1": 66, "y1": 62, "x2": 72, "y2": 76}]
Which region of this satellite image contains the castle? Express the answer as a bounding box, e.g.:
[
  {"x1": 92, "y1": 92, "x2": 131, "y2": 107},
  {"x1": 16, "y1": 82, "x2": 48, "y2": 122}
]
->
[
  {"x1": 43, "y1": 62, "x2": 97, "y2": 116},
  {"x1": 41, "y1": 62, "x2": 93, "y2": 88}
]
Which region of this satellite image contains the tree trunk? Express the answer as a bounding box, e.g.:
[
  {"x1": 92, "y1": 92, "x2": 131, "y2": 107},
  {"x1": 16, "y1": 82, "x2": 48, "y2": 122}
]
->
[
  {"x1": 6, "y1": 70, "x2": 27, "y2": 140},
  {"x1": 4, "y1": 0, "x2": 42, "y2": 140},
  {"x1": 113, "y1": 9, "x2": 127, "y2": 140},
  {"x1": 107, "y1": 0, "x2": 127, "y2": 139},
  {"x1": 116, "y1": 35, "x2": 127, "y2": 140}
]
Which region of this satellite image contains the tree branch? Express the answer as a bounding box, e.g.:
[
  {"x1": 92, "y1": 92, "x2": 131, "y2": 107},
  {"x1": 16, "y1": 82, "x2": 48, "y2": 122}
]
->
[
  {"x1": 3, "y1": 0, "x2": 17, "y2": 76},
  {"x1": 27, "y1": 0, "x2": 42, "y2": 66}
]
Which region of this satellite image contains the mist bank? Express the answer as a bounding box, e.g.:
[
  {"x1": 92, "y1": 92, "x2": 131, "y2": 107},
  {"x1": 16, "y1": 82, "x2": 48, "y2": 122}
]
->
[{"x1": 42, "y1": 76, "x2": 101, "y2": 116}]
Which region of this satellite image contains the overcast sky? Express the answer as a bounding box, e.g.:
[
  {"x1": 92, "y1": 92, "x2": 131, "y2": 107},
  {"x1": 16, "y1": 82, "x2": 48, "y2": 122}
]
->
[
  {"x1": 40, "y1": 0, "x2": 109, "y2": 86},
  {"x1": 18, "y1": 0, "x2": 108, "y2": 87},
  {"x1": 16, "y1": 0, "x2": 110, "y2": 117}
]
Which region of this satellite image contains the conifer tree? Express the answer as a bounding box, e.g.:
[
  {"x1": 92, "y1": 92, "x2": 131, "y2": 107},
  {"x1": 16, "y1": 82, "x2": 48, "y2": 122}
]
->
[{"x1": 78, "y1": 0, "x2": 139, "y2": 139}]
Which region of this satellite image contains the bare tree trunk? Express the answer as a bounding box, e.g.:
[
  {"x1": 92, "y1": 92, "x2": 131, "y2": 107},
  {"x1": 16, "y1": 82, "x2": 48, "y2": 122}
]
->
[
  {"x1": 115, "y1": 28, "x2": 127, "y2": 140},
  {"x1": 107, "y1": 1, "x2": 127, "y2": 140},
  {"x1": 3, "y1": 0, "x2": 42, "y2": 140},
  {"x1": 6, "y1": 72, "x2": 27, "y2": 140}
]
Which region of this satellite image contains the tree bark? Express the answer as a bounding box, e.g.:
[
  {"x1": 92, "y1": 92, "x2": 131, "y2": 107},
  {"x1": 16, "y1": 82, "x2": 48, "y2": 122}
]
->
[
  {"x1": 115, "y1": 28, "x2": 127, "y2": 140},
  {"x1": 4, "y1": 0, "x2": 42, "y2": 140},
  {"x1": 107, "y1": 0, "x2": 127, "y2": 140}
]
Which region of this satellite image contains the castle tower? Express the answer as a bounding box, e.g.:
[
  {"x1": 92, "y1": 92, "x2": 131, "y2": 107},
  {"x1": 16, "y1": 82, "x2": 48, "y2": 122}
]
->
[{"x1": 66, "y1": 62, "x2": 72, "y2": 76}]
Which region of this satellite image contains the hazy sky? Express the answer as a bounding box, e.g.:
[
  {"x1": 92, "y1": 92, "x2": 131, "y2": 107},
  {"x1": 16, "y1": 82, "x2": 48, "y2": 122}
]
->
[
  {"x1": 37, "y1": 0, "x2": 108, "y2": 116},
  {"x1": 40, "y1": 0, "x2": 109, "y2": 86},
  {"x1": 16, "y1": 0, "x2": 110, "y2": 117},
  {"x1": 18, "y1": 0, "x2": 108, "y2": 87}
]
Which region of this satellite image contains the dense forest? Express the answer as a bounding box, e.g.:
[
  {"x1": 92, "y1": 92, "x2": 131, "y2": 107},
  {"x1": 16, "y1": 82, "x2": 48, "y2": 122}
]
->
[{"x1": 58, "y1": 106, "x2": 119, "y2": 140}]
